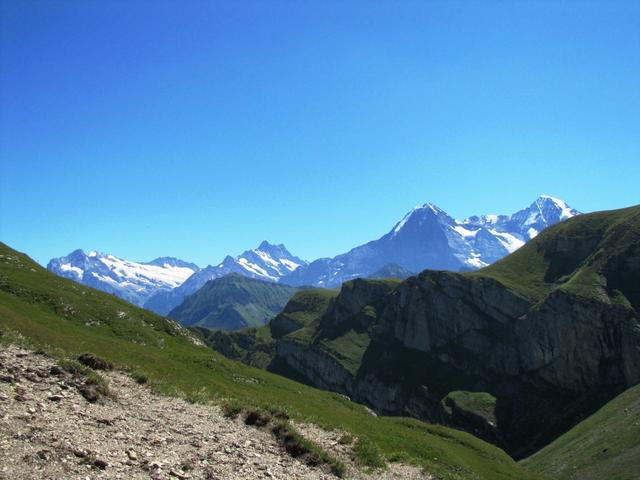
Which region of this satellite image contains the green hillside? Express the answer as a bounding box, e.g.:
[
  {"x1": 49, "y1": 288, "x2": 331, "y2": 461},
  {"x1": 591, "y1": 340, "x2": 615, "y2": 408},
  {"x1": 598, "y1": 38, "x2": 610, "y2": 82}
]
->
[
  {"x1": 522, "y1": 383, "x2": 640, "y2": 480},
  {"x1": 473, "y1": 204, "x2": 640, "y2": 304},
  {"x1": 195, "y1": 287, "x2": 338, "y2": 369},
  {"x1": 0, "y1": 242, "x2": 537, "y2": 480},
  {"x1": 206, "y1": 205, "x2": 640, "y2": 462},
  {"x1": 169, "y1": 273, "x2": 298, "y2": 330}
]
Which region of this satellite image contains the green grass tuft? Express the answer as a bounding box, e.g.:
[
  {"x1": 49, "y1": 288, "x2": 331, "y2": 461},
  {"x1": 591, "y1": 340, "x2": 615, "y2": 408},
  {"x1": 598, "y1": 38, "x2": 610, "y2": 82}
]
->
[
  {"x1": 353, "y1": 437, "x2": 387, "y2": 470},
  {"x1": 58, "y1": 358, "x2": 111, "y2": 399},
  {"x1": 271, "y1": 420, "x2": 347, "y2": 477},
  {"x1": 443, "y1": 391, "x2": 497, "y2": 424}
]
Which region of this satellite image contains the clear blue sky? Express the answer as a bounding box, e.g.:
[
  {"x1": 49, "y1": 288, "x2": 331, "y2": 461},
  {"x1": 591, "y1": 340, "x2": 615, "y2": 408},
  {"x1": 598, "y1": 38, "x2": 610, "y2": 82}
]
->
[{"x1": 1, "y1": 1, "x2": 639, "y2": 267}]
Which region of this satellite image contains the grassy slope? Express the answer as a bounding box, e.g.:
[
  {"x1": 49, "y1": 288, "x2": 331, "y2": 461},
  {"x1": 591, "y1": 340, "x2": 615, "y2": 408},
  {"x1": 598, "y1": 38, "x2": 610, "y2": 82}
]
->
[
  {"x1": 273, "y1": 288, "x2": 340, "y2": 339},
  {"x1": 286, "y1": 279, "x2": 399, "y2": 376},
  {"x1": 316, "y1": 206, "x2": 640, "y2": 386},
  {"x1": 470, "y1": 205, "x2": 640, "y2": 302},
  {"x1": 443, "y1": 391, "x2": 497, "y2": 425},
  {"x1": 278, "y1": 207, "x2": 640, "y2": 381},
  {"x1": 196, "y1": 288, "x2": 340, "y2": 369},
  {"x1": 0, "y1": 242, "x2": 537, "y2": 480},
  {"x1": 194, "y1": 324, "x2": 277, "y2": 369},
  {"x1": 168, "y1": 274, "x2": 298, "y2": 330},
  {"x1": 522, "y1": 383, "x2": 640, "y2": 480}
]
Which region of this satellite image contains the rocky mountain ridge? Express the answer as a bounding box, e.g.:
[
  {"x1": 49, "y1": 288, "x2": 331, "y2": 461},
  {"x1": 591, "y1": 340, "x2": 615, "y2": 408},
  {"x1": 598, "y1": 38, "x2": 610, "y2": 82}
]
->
[
  {"x1": 144, "y1": 241, "x2": 306, "y2": 315},
  {"x1": 281, "y1": 195, "x2": 579, "y2": 287},
  {"x1": 47, "y1": 196, "x2": 578, "y2": 312},
  {"x1": 209, "y1": 205, "x2": 640, "y2": 458}
]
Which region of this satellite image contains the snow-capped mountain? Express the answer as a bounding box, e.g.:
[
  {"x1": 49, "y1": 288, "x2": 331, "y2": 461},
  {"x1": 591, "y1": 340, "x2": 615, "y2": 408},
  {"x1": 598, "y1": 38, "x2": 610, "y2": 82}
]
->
[
  {"x1": 282, "y1": 195, "x2": 580, "y2": 287},
  {"x1": 144, "y1": 241, "x2": 306, "y2": 315},
  {"x1": 47, "y1": 250, "x2": 199, "y2": 307},
  {"x1": 46, "y1": 197, "x2": 578, "y2": 311}
]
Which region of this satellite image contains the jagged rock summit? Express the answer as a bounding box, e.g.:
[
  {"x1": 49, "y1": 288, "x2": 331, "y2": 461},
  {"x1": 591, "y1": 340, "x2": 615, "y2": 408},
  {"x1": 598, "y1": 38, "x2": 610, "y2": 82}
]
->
[
  {"x1": 282, "y1": 195, "x2": 580, "y2": 287},
  {"x1": 144, "y1": 241, "x2": 306, "y2": 315}
]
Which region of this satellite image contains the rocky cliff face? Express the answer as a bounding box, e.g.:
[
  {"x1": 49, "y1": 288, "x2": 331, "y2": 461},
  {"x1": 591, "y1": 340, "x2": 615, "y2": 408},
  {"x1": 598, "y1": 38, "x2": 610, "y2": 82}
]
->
[
  {"x1": 269, "y1": 206, "x2": 640, "y2": 457},
  {"x1": 276, "y1": 274, "x2": 640, "y2": 456}
]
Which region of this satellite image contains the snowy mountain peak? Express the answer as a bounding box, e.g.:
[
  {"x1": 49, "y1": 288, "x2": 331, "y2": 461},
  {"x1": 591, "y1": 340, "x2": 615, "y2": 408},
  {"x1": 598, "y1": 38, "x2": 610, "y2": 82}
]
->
[
  {"x1": 253, "y1": 241, "x2": 298, "y2": 264},
  {"x1": 424, "y1": 202, "x2": 446, "y2": 215},
  {"x1": 392, "y1": 202, "x2": 450, "y2": 236},
  {"x1": 283, "y1": 195, "x2": 581, "y2": 288},
  {"x1": 508, "y1": 195, "x2": 580, "y2": 239},
  {"x1": 47, "y1": 250, "x2": 198, "y2": 307},
  {"x1": 257, "y1": 240, "x2": 282, "y2": 251},
  {"x1": 147, "y1": 257, "x2": 200, "y2": 271},
  {"x1": 241, "y1": 241, "x2": 306, "y2": 276},
  {"x1": 535, "y1": 194, "x2": 578, "y2": 220},
  {"x1": 144, "y1": 241, "x2": 307, "y2": 315}
]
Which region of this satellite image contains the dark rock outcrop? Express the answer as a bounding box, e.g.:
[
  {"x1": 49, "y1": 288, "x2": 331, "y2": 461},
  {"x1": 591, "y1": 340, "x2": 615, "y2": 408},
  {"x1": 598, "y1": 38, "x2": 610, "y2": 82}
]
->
[{"x1": 270, "y1": 206, "x2": 640, "y2": 457}]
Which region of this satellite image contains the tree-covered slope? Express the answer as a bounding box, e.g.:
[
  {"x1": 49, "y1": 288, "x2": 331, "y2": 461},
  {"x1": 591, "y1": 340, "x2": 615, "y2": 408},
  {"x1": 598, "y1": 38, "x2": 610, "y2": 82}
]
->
[
  {"x1": 169, "y1": 274, "x2": 298, "y2": 330},
  {"x1": 0, "y1": 242, "x2": 536, "y2": 480}
]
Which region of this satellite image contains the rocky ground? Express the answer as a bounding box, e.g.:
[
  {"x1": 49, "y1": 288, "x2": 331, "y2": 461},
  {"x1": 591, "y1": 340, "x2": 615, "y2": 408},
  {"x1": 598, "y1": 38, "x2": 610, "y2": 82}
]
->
[{"x1": 0, "y1": 345, "x2": 427, "y2": 479}]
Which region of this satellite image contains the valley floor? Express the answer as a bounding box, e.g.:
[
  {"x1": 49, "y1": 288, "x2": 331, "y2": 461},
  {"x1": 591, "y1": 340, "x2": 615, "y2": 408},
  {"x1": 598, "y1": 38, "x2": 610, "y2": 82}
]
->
[{"x1": 0, "y1": 345, "x2": 426, "y2": 480}]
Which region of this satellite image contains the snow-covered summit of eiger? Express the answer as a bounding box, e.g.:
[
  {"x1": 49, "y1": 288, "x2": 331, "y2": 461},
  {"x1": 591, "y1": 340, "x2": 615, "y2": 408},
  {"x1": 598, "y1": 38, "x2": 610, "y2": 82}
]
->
[
  {"x1": 281, "y1": 195, "x2": 580, "y2": 288},
  {"x1": 47, "y1": 250, "x2": 199, "y2": 307}
]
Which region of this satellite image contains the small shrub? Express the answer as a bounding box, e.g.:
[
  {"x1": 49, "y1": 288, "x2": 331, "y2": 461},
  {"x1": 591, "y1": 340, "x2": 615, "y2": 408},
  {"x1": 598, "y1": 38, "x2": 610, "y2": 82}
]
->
[
  {"x1": 387, "y1": 451, "x2": 412, "y2": 463},
  {"x1": 77, "y1": 352, "x2": 113, "y2": 371},
  {"x1": 133, "y1": 372, "x2": 148, "y2": 384},
  {"x1": 338, "y1": 433, "x2": 354, "y2": 445},
  {"x1": 266, "y1": 406, "x2": 290, "y2": 420},
  {"x1": 271, "y1": 421, "x2": 346, "y2": 477},
  {"x1": 59, "y1": 359, "x2": 92, "y2": 376},
  {"x1": 185, "y1": 387, "x2": 209, "y2": 404},
  {"x1": 244, "y1": 409, "x2": 271, "y2": 427},
  {"x1": 58, "y1": 359, "x2": 111, "y2": 402},
  {"x1": 221, "y1": 400, "x2": 244, "y2": 418}
]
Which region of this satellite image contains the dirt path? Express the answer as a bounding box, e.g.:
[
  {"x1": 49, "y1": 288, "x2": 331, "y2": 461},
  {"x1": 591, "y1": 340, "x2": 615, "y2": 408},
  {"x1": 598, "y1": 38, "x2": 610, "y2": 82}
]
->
[{"x1": 0, "y1": 345, "x2": 428, "y2": 480}]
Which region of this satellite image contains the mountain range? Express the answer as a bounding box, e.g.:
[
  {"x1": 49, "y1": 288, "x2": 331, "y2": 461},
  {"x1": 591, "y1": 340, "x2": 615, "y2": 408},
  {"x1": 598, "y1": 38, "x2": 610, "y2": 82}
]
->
[
  {"x1": 4, "y1": 201, "x2": 640, "y2": 479},
  {"x1": 144, "y1": 241, "x2": 306, "y2": 314},
  {"x1": 205, "y1": 204, "x2": 640, "y2": 460},
  {"x1": 283, "y1": 195, "x2": 580, "y2": 287},
  {"x1": 46, "y1": 250, "x2": 199, "y2": 306},
  {"x1": 47, "y1": 195, "x2": 579, "y2": 314}
]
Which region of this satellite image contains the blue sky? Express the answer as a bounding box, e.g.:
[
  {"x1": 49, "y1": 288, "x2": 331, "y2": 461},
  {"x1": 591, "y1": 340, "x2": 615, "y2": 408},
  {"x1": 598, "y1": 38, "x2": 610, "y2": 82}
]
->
[{"x1": 1, "y1": 1, "x2": 639, "y2": 267}]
